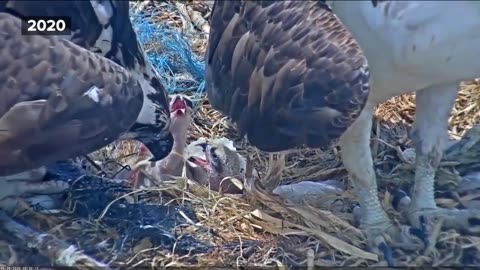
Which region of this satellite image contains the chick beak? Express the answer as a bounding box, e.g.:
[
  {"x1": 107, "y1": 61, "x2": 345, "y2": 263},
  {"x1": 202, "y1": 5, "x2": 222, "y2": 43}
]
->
[
  {"x1": 174, "y1": 108, "x2": 186, "y2": 115},
  {"x1": 188, "y1": 156, "x2": 209, "y2": 169},
  {"x1": 170, "y1": 96, "x2": 187, "y2": 116}
]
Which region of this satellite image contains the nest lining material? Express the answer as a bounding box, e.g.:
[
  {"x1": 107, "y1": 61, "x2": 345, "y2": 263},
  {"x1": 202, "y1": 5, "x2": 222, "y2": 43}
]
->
[{"x1": 2, "y1": 1, "x2": 480, "y2": 268}]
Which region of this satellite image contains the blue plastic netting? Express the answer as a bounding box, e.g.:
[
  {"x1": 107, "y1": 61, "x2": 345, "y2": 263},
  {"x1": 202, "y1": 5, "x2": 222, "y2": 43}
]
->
[{"x1": 130, "y1": 10, "x2": 206, "y2": 106}]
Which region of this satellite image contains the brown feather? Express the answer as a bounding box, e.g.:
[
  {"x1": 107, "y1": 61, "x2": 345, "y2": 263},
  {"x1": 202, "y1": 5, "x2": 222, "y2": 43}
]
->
[
  {"x1": 205, "y1": 1, "x2": 370, "y2": 152},
  {"x1": 0, "y1": 0, "x2": 173, "y2": 161},
  {"x1": 0, "y1": 0, "x2": 173, "y2": 160},
  {"x1": 0, "y1": 13, "x2": 143, "y2": 176},
  {"x1": 0, "y1": 0, "x2": 143, "y2": 70}
]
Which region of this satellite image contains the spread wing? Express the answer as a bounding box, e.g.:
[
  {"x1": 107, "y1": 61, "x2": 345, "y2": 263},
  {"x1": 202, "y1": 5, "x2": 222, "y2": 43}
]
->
[
  {"x1": 0, "y1": 13, "x2": 143, "y2": 176},
  {"x1": 205, "y1": 1, "x2": 370, "y2": 152}
]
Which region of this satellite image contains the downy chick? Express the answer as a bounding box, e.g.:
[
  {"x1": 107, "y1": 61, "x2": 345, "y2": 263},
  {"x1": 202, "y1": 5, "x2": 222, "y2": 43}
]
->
[
  {"x1": 187, "y1": 142, "x2": 244, "y2": 194},
  {"x1": 127, "y1": 94, "x2": 193, "y2": 188}
]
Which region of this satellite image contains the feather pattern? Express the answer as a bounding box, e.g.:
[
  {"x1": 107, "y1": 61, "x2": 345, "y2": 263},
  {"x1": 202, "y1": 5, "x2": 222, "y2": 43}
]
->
[
  {"x1": 0, "y1": 0, "x2": 174, "y2": 161},
  {"x1": 0, "y1": 12, "x2": 144, "y2": 176},
  {"x1": 205, "y1": 0, "x2": 370, "y2": 152}
]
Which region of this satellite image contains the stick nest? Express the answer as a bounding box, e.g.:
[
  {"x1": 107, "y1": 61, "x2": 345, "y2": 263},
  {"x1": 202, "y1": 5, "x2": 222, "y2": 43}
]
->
[{"x1": 3, "y1": 1, "x2": 480, "y2": 268}]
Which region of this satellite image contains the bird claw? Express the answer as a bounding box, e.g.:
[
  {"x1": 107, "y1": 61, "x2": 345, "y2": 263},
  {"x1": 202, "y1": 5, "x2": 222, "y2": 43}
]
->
[
  {"x1": 377, "y1": 240, "x2": 394, "y2": 267},
  {"x1": 408, "y1": 208, "x2": 480, "y2": 236},
  {"x1": 408, "y1": 215, "x2": 429, "y2": 246},
  {"x1": 364, "y1": 221, "x2": 426, "y2": 266},
  {"x1": 0, "y1": 167, "x2": 69, "y2": 213},
  {"x1": 366, "y1": 228, "x2": 397, "y2": 266}
]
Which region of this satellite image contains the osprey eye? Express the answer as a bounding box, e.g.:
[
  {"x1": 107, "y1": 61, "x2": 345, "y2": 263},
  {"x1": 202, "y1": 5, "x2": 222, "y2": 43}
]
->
[{"x1": 210, "y1": 148, "x2": 219, "y2": 161}]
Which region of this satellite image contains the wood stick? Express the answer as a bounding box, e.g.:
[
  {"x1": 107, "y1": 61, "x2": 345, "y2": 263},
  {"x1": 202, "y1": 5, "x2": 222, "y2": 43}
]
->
[{"x1": 0, "y1": 210, "x2": 111, "y2": 269}]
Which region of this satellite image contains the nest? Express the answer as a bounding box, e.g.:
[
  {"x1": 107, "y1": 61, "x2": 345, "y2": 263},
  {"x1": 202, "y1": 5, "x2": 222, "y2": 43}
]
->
[{"x1": 3, "y1": 1, "x2": 480, "y2": 268}]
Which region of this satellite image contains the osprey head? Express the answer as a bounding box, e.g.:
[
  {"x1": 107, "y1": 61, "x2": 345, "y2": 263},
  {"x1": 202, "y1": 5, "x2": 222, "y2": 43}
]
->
[
  {"x1": 169, "y1": 94, "x2": 193, "y2": 135},
  {"x1": 169, "y1": 94, "x2": 193, "y2": 116},
  {"x1": 190, "y1": 142, "x2": 240, "y2": 177},
  {"x1": 187, "y1": 142, "x2": 243, "y2": 194}
]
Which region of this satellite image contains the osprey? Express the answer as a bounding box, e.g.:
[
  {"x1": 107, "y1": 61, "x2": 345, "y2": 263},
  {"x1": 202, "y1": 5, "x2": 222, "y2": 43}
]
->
[
  {"x1": 1, "y1": 0, "x2": 174, "y2": 162},
  {"x1": 188, "y1": 142, "x2": 245, "y2": 194},
  {"x1": 125, "y1": 94, "x2": 194, "y2": 188},
  {"x1": 206, "y1": 1, "x2": 370, "y2": 153},
  {"x1": 0, "y1": 1, "x2": 173, "y2": 210},
  {"x1": 322, "y1": 0, "x2": 480, "y2": 262},
  {"x1": 205, "y1": 3, "x2": 369, "y2": 207},
  {"x1": 207, "y1": 0, "x2": 480, "y2": 265}
]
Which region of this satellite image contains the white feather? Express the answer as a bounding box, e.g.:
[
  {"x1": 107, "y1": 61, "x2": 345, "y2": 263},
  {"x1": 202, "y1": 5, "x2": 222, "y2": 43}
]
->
[
  {"x1": 328, "y1": 1, "x2": 480, "y2": 100},
  {"x1": 83, "y1": 86, "x2": 100, "y2": 103}
]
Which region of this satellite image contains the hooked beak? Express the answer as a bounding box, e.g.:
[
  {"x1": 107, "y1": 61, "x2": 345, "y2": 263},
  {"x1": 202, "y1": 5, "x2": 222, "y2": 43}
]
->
[{"x1": 143, "y1": 132, "x2": 174, "y2": 162}]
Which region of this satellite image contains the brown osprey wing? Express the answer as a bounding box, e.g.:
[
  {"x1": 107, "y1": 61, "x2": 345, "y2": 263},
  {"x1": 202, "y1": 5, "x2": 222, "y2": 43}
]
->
[
  {"x1": 206, "y1": 1, "x2": 370, "y2": 152},
  {"x1": 1, "y1": 0, "x2": 174, "y2": 162},
  {"x1": 0, "y1": 13, "x2": 143, "y2": 176}
]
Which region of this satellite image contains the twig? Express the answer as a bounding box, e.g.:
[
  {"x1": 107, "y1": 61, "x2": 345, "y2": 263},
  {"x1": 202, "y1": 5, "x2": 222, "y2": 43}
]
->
[
  {"x1": 0, "y1": 210, "x2": 110, "y2": 269},
  {"x1": 174, "y1": 2, "x2": 194, "y2": 33},
  {"x1": 261, "y1": 152, "x2": 286, "y2": 192},
  {"x1": 187, "y1": 5, "x2": 210, "y2": 33},
  {"x1": 83, "y1": 155, "x2": 107, "y2": 176}
]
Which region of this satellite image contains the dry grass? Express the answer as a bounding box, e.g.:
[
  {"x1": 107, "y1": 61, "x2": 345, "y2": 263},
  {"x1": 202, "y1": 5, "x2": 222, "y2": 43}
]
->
[
  {"x1": 375, "y1": 80, "x2": 480, "y2": 140},
  {"x1": 81, "y1": 0, "x2": 480, "y2": 267},
  {"x1": 4, "y1": 0, "x2": 480, "y2": 268}
]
